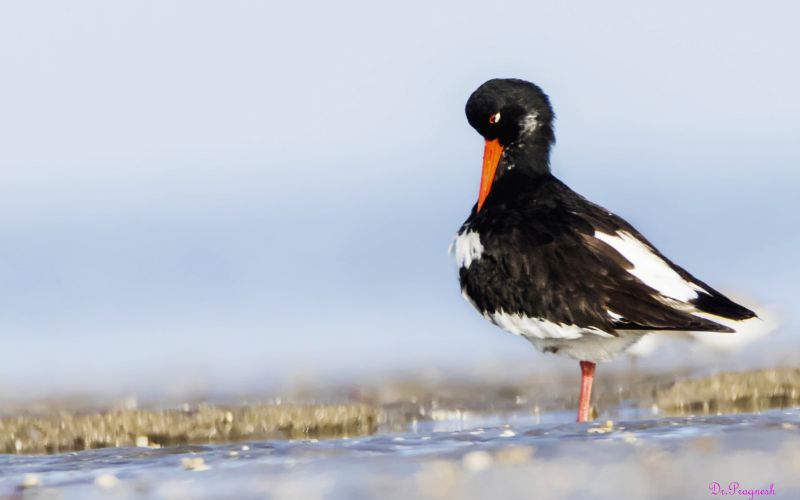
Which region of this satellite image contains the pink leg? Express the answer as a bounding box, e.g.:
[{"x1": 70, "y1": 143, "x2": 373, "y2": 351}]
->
[{"x1": 577, "y1": 360, "x2": 596, "y2": 422}]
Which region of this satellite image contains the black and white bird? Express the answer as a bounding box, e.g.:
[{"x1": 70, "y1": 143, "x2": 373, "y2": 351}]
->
[{"x1": 454, "y1": 78, "x2": 760, "y2": 422}]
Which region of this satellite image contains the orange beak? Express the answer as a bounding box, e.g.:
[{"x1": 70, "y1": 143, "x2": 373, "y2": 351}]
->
[{"x1": 477, "y1": 139, "x2": 504, "y2": 212}]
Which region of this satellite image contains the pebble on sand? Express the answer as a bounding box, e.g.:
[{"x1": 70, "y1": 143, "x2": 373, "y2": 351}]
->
[
  {"x1": 587, "y1": 420, "x2": 615, "y2": 434},
  {"x1": 94, "y1": 474, "x2": 120, "y2": 488},
  {"x1": 462, "y1": 451, "x2": 493, "y2": 472},
  {"x1": 19, "y1": 474, "x2": 41, "y2": 489},
  {"x1": 182, "y1": 457, "x2": 211, "y2": 472}
]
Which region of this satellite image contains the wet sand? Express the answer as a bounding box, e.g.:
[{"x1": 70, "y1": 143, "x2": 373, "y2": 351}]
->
[
  {"x1": 2, "y1": 367, "x2": 799, "y2": 455},
  {"x1": 2, "y1": 367, "x2": 799, "y2": 499},
  {"x1": 2, "y1": 409, "x2": 798, "y2": 499}
]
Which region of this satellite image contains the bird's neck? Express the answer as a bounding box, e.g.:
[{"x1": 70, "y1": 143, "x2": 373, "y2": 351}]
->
[
  {"x1": 500, "y1": 142, "x2": 552, "y2": 179},
  {"x1": 502, "y1": 123, "x2": 555, "y2": 178},
  {"x1": 479, "y1": 146, "x2": 553, "y2": 212},
  {"x1": 476, "y1": 131, "x2": 556, "y2": 214}
]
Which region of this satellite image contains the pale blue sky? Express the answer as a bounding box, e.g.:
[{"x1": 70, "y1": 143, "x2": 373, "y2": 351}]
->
[{"x1": 0, "y1": 1, "x2": 798, "y2": 396}]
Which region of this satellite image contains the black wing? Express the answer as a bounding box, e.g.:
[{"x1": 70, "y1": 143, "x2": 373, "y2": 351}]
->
[{"x1": 459, "y1": 178, "x2": 755, "y2": 335}]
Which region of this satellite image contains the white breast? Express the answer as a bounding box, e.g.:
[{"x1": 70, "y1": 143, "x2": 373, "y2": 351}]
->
[{"x1": 453, "y1": 230, "x2": 484, "y2": 269}]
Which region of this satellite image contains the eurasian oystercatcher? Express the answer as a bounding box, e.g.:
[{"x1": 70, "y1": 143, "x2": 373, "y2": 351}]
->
[{"x1": 454, "y1": 78, "x2": 759, "y2": 422}]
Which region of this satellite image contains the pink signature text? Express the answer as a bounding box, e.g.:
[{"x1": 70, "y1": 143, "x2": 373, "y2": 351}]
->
[{"x1": 709, "y1": 481, "x2": 776, "y2": 500}]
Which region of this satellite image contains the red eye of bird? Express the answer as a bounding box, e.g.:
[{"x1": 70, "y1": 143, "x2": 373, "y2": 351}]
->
[{"x1": 489, "y1": 112, "x2": 501, "y2": 124}]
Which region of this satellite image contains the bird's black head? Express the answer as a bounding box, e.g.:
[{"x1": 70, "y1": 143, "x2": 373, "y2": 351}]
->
[
  {"x1": 465, "y1": 79, "x2": 556, "y2": 211},
  {"x1": 465, "y1": 78, "x2": 555, "y2": 150}
]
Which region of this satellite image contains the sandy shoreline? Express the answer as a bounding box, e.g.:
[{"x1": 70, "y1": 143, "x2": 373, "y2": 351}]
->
[{"x1": 2, "y1": 367, "x2": 799, "y2": 454}]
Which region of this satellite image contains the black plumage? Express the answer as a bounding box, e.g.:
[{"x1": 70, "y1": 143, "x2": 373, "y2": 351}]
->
[{"x1": 456, "y1": 79, "x2": 755, "y2": 342}]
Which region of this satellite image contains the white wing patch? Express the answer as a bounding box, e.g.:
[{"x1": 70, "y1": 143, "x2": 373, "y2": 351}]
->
[
  {"x1": 453, "y1": 230, "x2": 484, "y2": 269},
  {"x1": 489, "y1": 310, "x2": 613, "y2": 340},
  {"x1": 594, "y1": 230, "x2": 706, "y2": 302}
]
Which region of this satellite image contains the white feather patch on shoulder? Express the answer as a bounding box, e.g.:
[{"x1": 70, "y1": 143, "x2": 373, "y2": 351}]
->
[
  {"x1": 453, "y1": 230, "x2": 484, "y2": 269},
  {"x1": 594, "y1": 230, "x2": 705, "y2": 302},
  {"x1": 489, "y1": 310, "x2": 613, "y2": 340}
]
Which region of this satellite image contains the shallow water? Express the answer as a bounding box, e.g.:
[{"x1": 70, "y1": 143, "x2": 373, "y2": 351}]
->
[{"x1": 2, "y1": 408, "x2": 798, "y2": 500}]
